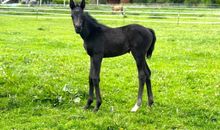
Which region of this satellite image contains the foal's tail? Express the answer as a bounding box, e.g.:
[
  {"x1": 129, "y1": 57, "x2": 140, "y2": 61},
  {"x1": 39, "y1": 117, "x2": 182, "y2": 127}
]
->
[{"x1": 146, "y1": 29, "x2": 156, "y2": 59}]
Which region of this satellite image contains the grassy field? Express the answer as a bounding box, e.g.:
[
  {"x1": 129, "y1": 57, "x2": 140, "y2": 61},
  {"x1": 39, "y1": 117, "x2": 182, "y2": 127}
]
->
[{"x1": 0, "y1": 6, "x2": 220, "y2": 129}]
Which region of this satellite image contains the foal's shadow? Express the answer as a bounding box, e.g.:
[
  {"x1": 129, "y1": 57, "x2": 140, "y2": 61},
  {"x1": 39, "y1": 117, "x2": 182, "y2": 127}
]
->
[{"x1": 83, "y1": 105, "x2": 98, "y2": 112}]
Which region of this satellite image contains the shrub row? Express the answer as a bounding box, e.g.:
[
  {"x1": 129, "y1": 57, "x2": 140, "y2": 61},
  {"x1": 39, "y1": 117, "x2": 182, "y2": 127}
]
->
[{"x1": 35, "y1": 0, "x2": 220, "y2": 6}]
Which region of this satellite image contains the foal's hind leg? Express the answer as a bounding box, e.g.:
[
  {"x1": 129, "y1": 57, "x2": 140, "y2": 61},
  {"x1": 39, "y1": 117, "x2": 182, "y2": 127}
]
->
[
  {"x1": 145, "y1": 62, "x2": 154, "y2": 106},
  {"x1": 131, "y1": 53, "x2": 146, "y2": 112}
]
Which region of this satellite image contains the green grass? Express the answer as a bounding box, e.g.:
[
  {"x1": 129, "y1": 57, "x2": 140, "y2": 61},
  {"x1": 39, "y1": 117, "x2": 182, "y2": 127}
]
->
[{"x1": 0, "y1": 7, "x2": 220, "y2": 129}]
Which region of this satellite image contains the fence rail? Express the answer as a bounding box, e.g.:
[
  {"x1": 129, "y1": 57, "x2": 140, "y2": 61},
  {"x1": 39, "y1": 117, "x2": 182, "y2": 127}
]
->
[{"x1": 0, "y1": 4, "x2": 220, "y2": 25}]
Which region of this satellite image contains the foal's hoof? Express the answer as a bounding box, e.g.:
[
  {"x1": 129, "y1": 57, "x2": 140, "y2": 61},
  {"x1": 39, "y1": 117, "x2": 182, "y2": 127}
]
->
[
  {"x1": 131, "y1": 103, "x2": 141, "y2": 112},
  {"x1": 93, "y1": 107, "x2": 99, "y2": 112},
  {"x1": 83, "y1": 105, "x2": 90, "y2": 110},
  {"x1": 148, "y1": 100, "x2": 154, "y2": 107}
]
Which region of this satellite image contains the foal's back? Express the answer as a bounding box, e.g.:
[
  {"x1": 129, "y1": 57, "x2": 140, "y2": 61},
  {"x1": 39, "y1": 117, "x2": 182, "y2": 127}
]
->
[{"x1": 102, "y1": 24, "x2": 154, "y2": 57}]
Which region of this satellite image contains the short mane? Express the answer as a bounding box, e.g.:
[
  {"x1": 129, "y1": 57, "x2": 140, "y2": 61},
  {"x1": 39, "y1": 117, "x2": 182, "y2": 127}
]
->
[{"x1": 83, "y1": 12, "x2": 108, "y2": 30}]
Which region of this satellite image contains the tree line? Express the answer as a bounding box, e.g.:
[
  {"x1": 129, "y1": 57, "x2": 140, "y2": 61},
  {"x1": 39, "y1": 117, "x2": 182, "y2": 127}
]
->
[
  {"x1": 131, "y1": 0, "x2": 220, "y2": 5},
  {"x1": 50, "y1": 0, "x2": 220, "y2": 6}
]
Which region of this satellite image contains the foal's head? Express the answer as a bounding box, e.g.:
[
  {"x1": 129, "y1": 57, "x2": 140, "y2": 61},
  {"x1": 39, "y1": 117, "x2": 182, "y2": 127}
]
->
[{"x1": 69, "y1": 0, "x2": 85, "y2": 33}]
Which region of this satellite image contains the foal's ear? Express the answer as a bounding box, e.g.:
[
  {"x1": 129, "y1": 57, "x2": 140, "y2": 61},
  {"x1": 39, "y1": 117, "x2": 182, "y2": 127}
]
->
[
  {"x1": 69, "y1": 0, "x2": 75, "y2": 9},
  {"x1": 80, "y1": 0, "x2": 85, "y2": 10}
]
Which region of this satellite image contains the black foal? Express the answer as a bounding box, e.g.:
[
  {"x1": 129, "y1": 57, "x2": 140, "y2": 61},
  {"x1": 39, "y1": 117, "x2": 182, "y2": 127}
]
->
[{"x1": 70, "y1": 0, "x2": 156, "y2": 112}]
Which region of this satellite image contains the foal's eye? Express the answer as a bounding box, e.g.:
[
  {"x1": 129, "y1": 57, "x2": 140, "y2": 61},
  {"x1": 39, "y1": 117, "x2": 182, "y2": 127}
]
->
[{"x1": 74, "y1": 12, "x2": 78, "y2": 16}]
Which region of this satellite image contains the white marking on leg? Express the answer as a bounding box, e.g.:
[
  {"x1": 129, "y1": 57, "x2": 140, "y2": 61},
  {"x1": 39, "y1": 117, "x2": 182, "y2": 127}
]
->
[{"x1": 131, "y1": 103, "x2": 141, "y2": 112}]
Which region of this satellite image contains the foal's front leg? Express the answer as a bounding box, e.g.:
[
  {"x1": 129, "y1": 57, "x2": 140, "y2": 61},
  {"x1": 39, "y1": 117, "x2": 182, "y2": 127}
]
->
[
  {"x1": 84, "y1": 59, "x2": 94, "y2": 109},
  {"x1": 89, "y1": 55, "x2": 103, "y2": 112}
]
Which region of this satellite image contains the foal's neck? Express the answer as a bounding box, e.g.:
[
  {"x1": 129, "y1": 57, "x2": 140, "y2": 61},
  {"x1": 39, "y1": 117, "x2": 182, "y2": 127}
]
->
[{"x1": 80, "y1": 13, "x2": 106, "y2": 40}]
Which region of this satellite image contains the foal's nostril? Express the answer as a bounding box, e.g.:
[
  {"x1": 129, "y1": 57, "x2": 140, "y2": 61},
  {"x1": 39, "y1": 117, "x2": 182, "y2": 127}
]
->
[{"x1": 75, "y1": 26, "x2": 82, "y2": 33}]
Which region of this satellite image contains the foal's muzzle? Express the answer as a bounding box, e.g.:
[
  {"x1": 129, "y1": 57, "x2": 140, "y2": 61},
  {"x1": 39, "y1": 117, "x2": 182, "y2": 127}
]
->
[{"x1": 75, "y1": 26, "x2": 82, "y2": 33}]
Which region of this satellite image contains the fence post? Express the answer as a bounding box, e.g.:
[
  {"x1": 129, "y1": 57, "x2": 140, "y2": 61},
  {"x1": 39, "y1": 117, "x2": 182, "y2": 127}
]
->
[
  {"x1": 64, "y1": 0, "x2": 66, "y2": 7},
  {"x1": 177, "y1": 12, "x2": 180, "y2": 25},
  {"x1": 40, "y1": 0, "x2": 42, "y2": 6},
  {"x1": 36, "y1": 4, "x2": 39, "y2": 20},
  {"x1": 177, "y1": 4, "x2": 180, "y2": 25},
  {"x1": 97, "y1": 0, "x2": 99, "y2": 6}
]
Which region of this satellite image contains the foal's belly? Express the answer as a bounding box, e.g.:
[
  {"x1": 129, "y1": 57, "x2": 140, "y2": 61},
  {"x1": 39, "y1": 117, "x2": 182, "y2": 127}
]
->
[{"x1": 103, "y1": 42, "x2": 130, "y2": 58}]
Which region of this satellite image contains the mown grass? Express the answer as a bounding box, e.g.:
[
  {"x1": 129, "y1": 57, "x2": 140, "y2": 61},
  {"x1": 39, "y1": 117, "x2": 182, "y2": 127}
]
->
[{"x1": 0, "y1": 7, "x2": 220, "y2": 129}]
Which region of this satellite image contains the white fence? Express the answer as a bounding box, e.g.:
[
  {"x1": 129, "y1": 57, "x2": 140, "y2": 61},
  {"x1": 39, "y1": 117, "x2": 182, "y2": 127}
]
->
[{"x1": 0, "y1": 4, "x2": 220, "y2": 24}]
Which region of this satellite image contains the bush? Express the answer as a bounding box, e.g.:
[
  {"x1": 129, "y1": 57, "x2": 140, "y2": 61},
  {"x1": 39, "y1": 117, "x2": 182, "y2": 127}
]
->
[
  {"x1": 184, "y1": 0, "x2": 202, "y2": 5},
  {"x1": 156, "y1": 0, "x2": 170, "y2": 3},
  {"x1": 131, "y1": 0, "x2": 146, "y2": 3},
  {"x1": 172, "y1": 0, "x2": 185, "y2": 3},
  {"x1": 130, "y1": 0, "x2": 220, "y2": 5},
  {"x1": 52, "y1": 0, "x2": 90, "y2": 4},
  {"x1": 201, "y1": 0, "x2": 212, "y2": 4},
  {"x1": 52, "y1": 0, "x2": 62, "y2": 4},
  {"x1": 214, "y1": 0, "x2": 220, "y2": 4}
]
